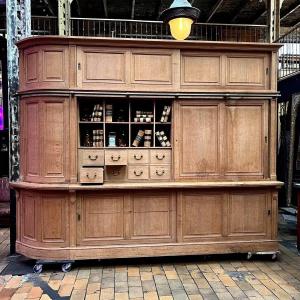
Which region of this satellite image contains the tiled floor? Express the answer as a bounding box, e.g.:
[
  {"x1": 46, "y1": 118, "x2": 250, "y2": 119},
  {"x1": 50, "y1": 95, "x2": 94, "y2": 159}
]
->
[{"x1": 0, "y1": 227, "x2": 299, "y2": 300}]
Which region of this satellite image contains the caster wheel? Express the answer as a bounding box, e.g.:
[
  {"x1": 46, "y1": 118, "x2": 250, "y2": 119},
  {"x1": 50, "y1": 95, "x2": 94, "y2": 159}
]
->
[
  {"x1": 62, "y1": 263, "x2": 72, "y2": 273},
  {"x1": 271, "y1": 253, "x2": 278, "y2": 261},
  {"x1": 247, "y1": 252, "x2": 253, "y2": 260},
  {"x1": 33, "y1": 264, "x2": 43, "y2": 274}
]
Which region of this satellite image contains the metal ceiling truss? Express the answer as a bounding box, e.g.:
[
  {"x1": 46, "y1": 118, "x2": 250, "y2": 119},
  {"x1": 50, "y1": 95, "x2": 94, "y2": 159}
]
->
[
  {"x1": 6, "y1": 0, "x2": 31, "y2": 182},
  {"x1": 58, "y1": 0, "x2": 72, "y2": 35}
]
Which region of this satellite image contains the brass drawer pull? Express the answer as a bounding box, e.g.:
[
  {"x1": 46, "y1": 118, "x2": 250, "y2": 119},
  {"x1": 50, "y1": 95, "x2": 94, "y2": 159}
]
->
[
  {"x1": 111, "y1": 155, "x2": 121, "y2": 161},
  {"x1": 156, "y1": 170, "x2": 165, "y2": 176},
  {"x1": 86, "y1": 173, "x2": 97, "y2": 179},
  {"x1": 88, "y1": 155, "x2": 98, "y2": 161},
  {"x1": 112, "y1": 170, "x2": 120, "y2": 176},
  {"x1": 134, "y1": 154, "x2": 143, "y2": 160},
  {"x1": 134, "y1": 170, "x2": 143, "y2": 176},
  {"x1": 156, "y1": 154, "x2": 165, "y2": 160}
]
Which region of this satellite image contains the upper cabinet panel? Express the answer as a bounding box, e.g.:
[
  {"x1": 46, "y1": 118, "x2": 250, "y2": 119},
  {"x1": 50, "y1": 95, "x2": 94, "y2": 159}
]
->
[
  {"x1": 18, "y1": 40, "x2": 275, "y2": 92},
  {"x1": 226, "y1": 54, "x2": 269, "y2": 89},
  {"x1": 181, "y1": 53, "x2": 222, "y2": 87},
  {"x1": 20, "y1": 46, "x2": 69, "y2": 91},
  {"x1": 77, "y1": 48, "x2": 178, "y2": 91},
  {"x1": 77, "y1": 48, "x2": 127, "y2": 89},
  {"x1": 131, "y1": 51, "x2": 174, "y2": 86}
]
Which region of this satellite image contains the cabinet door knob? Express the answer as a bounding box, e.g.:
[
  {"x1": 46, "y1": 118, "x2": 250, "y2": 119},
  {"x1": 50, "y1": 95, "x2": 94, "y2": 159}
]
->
[
  {"x1": 88, "y1": 155, "x2": 98, "y2": 161},
  {"x1": 156, "y1": 154, "x2": 165, "y2": 160},
  {"x1": 86, "y1": 173, "x2": 97, "y2": 179},
  {"x1": 134, "y1": 170, "x2": 143, "y2": 176},
  {"x1": 134, "y1": 154, "x2": 143, "y2": 160},
  {"x1": 111, "y1": 155, "x2": 121, "y2": 161},
  {"x1": 156, "y1": 170, "x2": 165, "y2": 176}
]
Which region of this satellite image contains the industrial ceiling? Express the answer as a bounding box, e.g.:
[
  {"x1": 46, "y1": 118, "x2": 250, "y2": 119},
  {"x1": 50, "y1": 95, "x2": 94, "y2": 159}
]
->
[{"x1": 30, "y1": 0, "x2": 300, "y2": 28}]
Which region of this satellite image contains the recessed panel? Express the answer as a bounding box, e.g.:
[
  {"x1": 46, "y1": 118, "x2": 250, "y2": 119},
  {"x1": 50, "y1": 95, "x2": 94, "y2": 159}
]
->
[
  {"x1": 132, "y1": 53, "x2": 172, "y2": 84},
  {"x1": 84, "y1": 51, "x2": 125, "y2": 82},
  {"x1": 182, "y1": 192, "x2": 222, "y2": 239},
  {"x1": 182, "y1": 55, "x2": 221, "y2": 85},
  {"x1": 131, "y1": 193, "x2": 173, "y2": 239},
  {"x1": 26, "y1": 52, "x2": 38, "y2": 82},
  {"x1": 179, "y1": 104, "x2": 220, "y2": 176},
  {"x1": 44, "y1": 101, "x2": 65, "y2": 176},
  {"x1": 26, "y1": 102, "x2": 40, "y2": 177},
  {"x1": 42, "y1": 195, "x2": 65, "y2": 242},
  {"x1": 225, "y1": 105, "x2": 263, "y2": 175},
  {"x1": 228, "y1": 193, "x2": 267, "y2": 236},
  {"x1": 43, "y1": 50, "x2": 64, "y2": 81},
  {"x1": 23, "y1": 193, "x2": 36, "y2": 240},
  {"x1": 227, "y1": 56, "x2": 265, "y2": 86},
  {"x1": 82, "y1": 194, "x2": 124, "y2": 240}
]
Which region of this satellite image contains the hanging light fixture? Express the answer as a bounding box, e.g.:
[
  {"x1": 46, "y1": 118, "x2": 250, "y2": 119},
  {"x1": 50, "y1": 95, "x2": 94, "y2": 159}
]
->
[{"x1": 160, "y1": 0, "x2": 200, "y2": 40}]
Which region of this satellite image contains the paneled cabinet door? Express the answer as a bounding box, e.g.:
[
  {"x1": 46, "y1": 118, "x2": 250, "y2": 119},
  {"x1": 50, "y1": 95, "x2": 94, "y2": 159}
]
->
[
  {"x1": 128, "y1": 191, "x2": 176, "y2": 243},
  {"x1": 77, "y1": 193, "x2": 127, "y2": 246},
  {"x1": 21, "y1": 97, "x2": 70, "y2": 183},
  {"x1": 174, "y1": 100, "x2": 222, "y2": 179},
  {"x1": 227, "y1": 191, "x2": 272, "y2": 240},
  {"x1": 174, "y1": 100, "x2": 268, "y2": 180},
  {"x1": 224, "y1": 101, "x2": 268, "y2": 179}
]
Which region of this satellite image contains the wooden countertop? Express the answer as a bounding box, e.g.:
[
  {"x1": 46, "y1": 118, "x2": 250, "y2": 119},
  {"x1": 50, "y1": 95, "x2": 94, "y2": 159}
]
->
[{"x1": 10, "y1": 180, "x2": 284, "y2": 191}]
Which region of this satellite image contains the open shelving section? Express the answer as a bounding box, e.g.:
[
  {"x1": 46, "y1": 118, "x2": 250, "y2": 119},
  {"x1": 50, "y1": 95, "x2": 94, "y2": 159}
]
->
[{"x1": 78, "y1": 98, "x2": 172, "y2": 149}]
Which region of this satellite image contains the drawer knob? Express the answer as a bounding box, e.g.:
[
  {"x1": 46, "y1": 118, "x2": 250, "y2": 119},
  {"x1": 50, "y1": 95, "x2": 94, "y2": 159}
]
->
[
  {"x1": 156, "y1": 170, "x2": 165, "y2": 176},
  {"x1": 111, "y1": 155, "x2": 121, "y2": 161},
  {"x1": 112, "y1": 170, "x2": 120, "y2": 176},
  {"x1": 86, "y1": 173, "x2": 97, "y2": 179},
  {"x1": 88, "y1": 155, "x2": 98, "y2": 161},
  {"x1": 134, "y1": 154, "x2": 143, "y2": 160},
  {"x1": 156, "y1": 154, "x2": 165, "y2": 160},
  {"x1": 134, "y1": 170, "x2": 143, "y2": 176}
]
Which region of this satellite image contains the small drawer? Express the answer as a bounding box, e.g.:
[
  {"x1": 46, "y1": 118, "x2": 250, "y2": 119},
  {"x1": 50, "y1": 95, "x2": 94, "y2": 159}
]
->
[
  {"x1": 128, "y1": 165, "x2": 149, "y2": 180},
  {"x1": 150, "y1": 165, "x2": 171, "y2": 180},
  {"x1": 105, "y1": 149, "x2": 127, "y2": 165},
  {"x1": 105, "y1": 166, "x2": 127, "y2": 181},
  {"x1": 150, "y1": 149, "x2": 171, "y2": 164},
  {"x1": 128, "y1": 150, "x2": 149, "y2": 164},
  {"x1": 80, "y1": 167, "x2": 104, "y2": 184},
  {"x1": 79, "y1": 150, "x2": 104, "y2": 166}
]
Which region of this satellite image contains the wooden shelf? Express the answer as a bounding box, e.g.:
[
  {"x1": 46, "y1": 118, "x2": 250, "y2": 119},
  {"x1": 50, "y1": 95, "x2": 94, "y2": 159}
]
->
[{"x1": 79, "y1": 121, "x2": 104, "y2": 124}]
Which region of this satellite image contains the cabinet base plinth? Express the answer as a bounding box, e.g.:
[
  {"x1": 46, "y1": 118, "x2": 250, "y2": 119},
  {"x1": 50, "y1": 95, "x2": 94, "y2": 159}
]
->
[{"x1": 16, "y1": 240, "x2": 279, "y2": 261}]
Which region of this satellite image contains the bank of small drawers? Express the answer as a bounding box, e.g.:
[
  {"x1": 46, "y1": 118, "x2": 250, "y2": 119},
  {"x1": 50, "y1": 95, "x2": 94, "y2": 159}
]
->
[{"x1": 79, "y1": 149, "x2": 171, "y2": 182}]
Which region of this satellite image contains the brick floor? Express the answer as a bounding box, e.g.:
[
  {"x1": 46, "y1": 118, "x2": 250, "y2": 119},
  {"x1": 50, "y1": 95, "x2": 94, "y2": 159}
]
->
[{"x1": 0, "y1": 227, "x2": 300, "y2": 299}]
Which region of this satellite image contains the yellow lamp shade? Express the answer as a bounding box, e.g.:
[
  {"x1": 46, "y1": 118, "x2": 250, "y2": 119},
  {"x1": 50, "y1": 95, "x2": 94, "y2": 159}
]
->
[{"x1": 168, "y1": 17, "x2": 193, "y2": 40}]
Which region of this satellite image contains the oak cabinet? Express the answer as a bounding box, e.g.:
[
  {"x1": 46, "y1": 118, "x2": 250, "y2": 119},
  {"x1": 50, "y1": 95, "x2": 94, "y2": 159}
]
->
[
  {"x1": 174, "y1": 100, "x2": 268, "y2": 180},
  {"x1": 15, "y1": 37, "x2": 281, "y2": 261}
]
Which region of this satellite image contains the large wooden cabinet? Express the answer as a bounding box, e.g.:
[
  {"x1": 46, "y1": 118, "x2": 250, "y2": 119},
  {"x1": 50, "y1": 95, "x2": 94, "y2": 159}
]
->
[{"x1": 12, "y1": 37, "x2": 282, "y2": 261}]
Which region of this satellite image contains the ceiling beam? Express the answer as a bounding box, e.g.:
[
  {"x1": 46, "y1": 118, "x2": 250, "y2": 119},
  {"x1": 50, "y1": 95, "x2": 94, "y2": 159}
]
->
[
  {"x1": 281, "y1": 4, "x2": 300, "y2": 21},
  {"x1": 102, "y1": 0, "x2": 108, "y2": 18},
  {"x1": 230, "y1": 1, "x2": 247, "y2": 23},
  {"x1": 42, "y1": 0, "x2": 55, "y2": 16},
  {"x1": 206, "y1": 0, "x2": 225, "y2": 22},
  {"x1": 252, "y1": 9, "x2": 267, "y2": 24},
  {"x1": 155, "y1": 0, "x2": 163, "y2": 20},
  {"x1": 131, "y1": 0, "x2": 136, "y2": 19}
]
